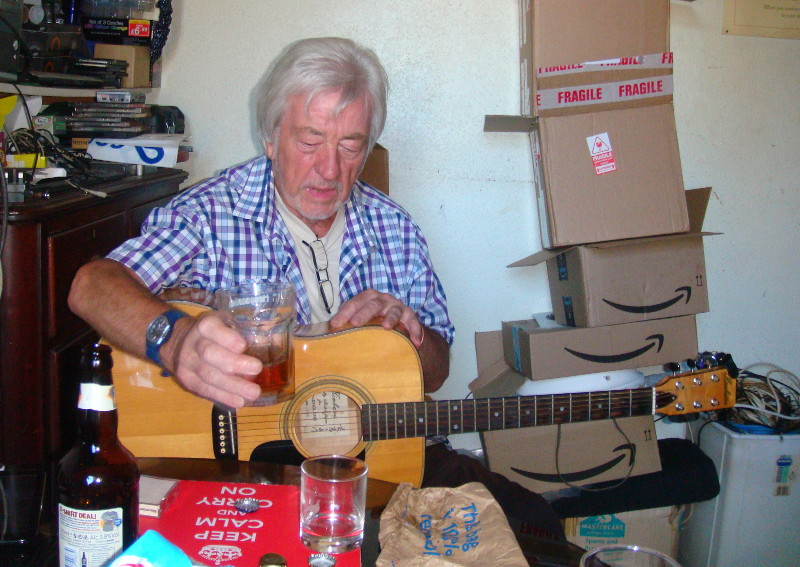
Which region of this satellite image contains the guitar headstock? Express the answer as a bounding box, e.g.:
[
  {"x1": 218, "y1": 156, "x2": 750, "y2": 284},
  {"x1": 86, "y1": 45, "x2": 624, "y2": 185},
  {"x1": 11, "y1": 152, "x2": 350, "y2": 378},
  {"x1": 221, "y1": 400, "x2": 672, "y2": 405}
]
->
[{"x1": 654, "y1": 366, "x2": 737, "y2": 416}]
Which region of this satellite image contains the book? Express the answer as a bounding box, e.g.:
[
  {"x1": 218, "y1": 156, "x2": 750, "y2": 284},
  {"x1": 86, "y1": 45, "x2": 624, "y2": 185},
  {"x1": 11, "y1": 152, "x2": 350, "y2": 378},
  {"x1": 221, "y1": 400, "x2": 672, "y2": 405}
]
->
[
  {"x1": 139, "y1": 475, "x2": 179, "y2": 518},
  {"x1": 139, "y1": 480, "x2": 361, "y2": 567}
]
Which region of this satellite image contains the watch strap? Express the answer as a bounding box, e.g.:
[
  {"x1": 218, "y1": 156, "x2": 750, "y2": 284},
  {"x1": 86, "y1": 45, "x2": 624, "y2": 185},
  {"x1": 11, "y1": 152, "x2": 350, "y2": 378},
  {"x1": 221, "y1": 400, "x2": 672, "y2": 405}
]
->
[{"x1": 145, "y1": 308, "x2": 189, "y2": 367}]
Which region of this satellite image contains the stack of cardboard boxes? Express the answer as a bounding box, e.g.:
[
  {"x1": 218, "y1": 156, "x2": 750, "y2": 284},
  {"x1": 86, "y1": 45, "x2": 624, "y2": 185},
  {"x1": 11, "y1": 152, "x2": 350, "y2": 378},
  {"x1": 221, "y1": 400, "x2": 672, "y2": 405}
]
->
[{"x1": 478, "y1": 0, "x2": 717, "y2": 556}]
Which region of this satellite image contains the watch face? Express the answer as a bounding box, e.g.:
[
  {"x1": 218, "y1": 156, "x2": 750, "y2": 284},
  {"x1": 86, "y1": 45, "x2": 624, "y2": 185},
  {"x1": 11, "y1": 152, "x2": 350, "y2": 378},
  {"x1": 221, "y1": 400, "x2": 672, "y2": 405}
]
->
[{"x1": 146, "y1": 314, "x2": 171, "y2": 344}]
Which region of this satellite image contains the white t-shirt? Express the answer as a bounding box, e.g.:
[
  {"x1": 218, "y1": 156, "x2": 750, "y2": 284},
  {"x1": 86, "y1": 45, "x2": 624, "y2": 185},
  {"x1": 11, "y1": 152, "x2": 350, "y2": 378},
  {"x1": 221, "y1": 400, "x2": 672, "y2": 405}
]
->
[{"x1": 275, "y1": 192, "x2": 345, "y2": 323}]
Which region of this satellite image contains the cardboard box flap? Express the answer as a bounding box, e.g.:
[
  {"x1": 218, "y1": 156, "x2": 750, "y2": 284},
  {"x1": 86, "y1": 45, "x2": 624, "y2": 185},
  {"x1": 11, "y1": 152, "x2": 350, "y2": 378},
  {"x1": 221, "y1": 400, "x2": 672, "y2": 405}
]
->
[
  {"x1": 470, "y1": 330, "x2": 528, "y2": 399},
  {"x1": 483, "y1": 114, "x2": 537, "y2": 133},
  {"x1": 468, "y1": 358, "x2": 527, "y2": 399},
  {"x1": 686, "y1": 186, "x2": 712, "y2": 233},
  {"x1": 507, "y1": 247, "x2": 561, "y2": 268},
  {"x1": 508, "y1": 188, "x2": 718, "y2": 267}
]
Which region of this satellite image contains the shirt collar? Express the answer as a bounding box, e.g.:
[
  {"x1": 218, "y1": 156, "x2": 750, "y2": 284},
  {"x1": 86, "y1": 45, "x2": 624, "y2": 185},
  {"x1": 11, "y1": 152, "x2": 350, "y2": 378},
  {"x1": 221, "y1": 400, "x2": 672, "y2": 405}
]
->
[
  {"x1": 230, "y1": 155, "x2": 280, "y2": 224},
  {"x1": 342, "y1": 182, "x2": 379, "y2": 253}
]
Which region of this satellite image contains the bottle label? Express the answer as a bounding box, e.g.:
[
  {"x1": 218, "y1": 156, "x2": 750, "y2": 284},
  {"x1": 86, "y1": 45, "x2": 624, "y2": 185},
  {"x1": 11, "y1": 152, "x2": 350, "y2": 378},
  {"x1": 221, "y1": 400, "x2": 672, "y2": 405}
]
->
[
  {"x1": 78, "y1": 383, "x2": 116, "y2": 411},
  {"x1": 58, "y1": 504, "x2": 125, "y2": 567}
]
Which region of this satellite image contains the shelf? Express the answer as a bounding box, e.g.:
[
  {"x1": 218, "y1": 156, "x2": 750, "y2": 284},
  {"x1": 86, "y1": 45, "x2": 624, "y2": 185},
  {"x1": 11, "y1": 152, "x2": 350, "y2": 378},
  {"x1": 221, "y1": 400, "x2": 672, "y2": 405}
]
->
[{"x1": 0, "y1": 82, "x2": 151, "y2": 99}]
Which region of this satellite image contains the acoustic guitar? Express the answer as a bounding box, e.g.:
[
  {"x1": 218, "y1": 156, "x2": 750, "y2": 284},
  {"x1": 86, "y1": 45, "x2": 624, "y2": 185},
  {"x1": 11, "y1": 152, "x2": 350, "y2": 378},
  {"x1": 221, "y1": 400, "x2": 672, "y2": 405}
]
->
[{"x1": 110, "y1": 298, "x2": 737, "y2": 487}]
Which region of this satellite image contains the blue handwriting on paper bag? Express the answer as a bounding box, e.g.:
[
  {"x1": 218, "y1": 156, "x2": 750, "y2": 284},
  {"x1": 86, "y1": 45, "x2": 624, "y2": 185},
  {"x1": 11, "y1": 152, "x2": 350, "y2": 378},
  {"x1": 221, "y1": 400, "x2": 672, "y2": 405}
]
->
[{"x1": 418, "y1": 502, "x2": 481, "y2": 558}]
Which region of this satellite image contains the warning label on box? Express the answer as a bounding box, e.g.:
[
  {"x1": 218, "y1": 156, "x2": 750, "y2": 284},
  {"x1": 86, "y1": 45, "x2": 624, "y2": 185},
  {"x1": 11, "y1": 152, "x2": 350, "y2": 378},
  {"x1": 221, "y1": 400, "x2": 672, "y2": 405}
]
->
[{"x1": 586, "y1": 133, "x2": 616, "y2": 175}]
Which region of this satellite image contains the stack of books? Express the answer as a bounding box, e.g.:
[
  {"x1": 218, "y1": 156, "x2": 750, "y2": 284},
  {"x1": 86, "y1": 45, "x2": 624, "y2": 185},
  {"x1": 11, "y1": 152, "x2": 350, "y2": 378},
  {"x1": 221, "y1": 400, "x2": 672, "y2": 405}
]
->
[
  {"x1": 69, "y1": 57, "x2": 130, "y2": 88},
  {"x1": 66, "y1": 101, "x2": 151, "y2": 142}
]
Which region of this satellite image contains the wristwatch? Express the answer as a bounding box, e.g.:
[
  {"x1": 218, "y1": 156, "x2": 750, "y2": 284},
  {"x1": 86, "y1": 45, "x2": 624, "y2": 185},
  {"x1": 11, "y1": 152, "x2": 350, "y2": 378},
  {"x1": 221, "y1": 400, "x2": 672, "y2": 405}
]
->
[{"x1": 145, "y1": 309, "x2": 189, "y2": 367}]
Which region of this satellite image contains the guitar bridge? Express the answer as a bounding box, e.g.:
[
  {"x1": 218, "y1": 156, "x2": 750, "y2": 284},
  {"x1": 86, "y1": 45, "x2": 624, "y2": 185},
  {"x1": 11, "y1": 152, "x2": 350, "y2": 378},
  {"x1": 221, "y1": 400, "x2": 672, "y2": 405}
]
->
[{"x1": 212, "y1": 404, "x2": 238, "y2": 460}]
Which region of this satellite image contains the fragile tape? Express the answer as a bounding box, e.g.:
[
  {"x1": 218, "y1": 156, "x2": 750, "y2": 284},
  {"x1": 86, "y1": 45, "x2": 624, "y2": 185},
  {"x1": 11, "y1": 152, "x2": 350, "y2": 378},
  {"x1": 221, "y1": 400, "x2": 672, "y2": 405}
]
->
[
  {"x1": 537, "y1": 74, "x2": 673, "y2": 111},
  {"x1": 537, "y1": 53, "x2": 673, "y2": 78}
]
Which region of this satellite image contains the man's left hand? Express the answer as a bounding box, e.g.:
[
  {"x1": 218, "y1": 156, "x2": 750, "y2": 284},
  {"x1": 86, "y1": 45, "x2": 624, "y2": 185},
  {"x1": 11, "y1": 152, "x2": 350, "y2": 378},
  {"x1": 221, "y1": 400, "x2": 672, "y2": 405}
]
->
[{"x1": 330, "y1": 289, "x2": 424, "y2": 347}]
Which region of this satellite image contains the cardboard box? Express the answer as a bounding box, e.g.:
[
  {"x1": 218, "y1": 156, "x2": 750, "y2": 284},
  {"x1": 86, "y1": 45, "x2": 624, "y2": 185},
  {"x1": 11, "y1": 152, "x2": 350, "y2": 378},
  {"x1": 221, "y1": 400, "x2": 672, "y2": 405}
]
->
[
  {"x1": 485, "y1": 0, "x2": 687, "y2": 248},
  {"x1": 93, "y1": 44, "x2": 151, "y2": 88},
  {"x1": 510, "y1": 188, "x2": 716, "y2": 327},
  {"x1": 359, "y1": 142, "x2": 389, "y2": 195},
  {"x1": 483, "y1": 414, "x2": 661, "y2": 493},
  {"x1": 484, "y1": 104, "x2": 689, "y2": 248},
  {"x1": 502, "y1": 314, "x2": 698, "y2": 381},
  {"x1": 534, "y1": 103, "x2": 687, "y2": 247},
  {"x1": 563, "y1": 506, "x2": 681, "y2": 557}
]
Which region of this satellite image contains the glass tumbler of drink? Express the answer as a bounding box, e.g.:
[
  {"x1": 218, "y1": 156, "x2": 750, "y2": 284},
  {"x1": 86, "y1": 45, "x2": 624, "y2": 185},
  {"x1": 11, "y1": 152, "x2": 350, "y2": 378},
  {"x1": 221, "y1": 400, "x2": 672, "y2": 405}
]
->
[
  {"x1": 300, "y1": 455, "x2": 368, "y2": 554},
  {"x1": 216, "y1": 281, "x2": 296, "y2": 406},
  {"x1": 580, "y1": 544, "x2": 683, "y2": 567}
]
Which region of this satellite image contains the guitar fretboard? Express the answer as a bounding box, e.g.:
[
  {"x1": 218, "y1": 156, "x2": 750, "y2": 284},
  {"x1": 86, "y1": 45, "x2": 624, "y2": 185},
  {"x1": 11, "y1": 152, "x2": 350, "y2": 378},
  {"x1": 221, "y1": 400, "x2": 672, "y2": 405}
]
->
[{"x1": 361, "y1": 388, "x2": 662, "y2": 441}]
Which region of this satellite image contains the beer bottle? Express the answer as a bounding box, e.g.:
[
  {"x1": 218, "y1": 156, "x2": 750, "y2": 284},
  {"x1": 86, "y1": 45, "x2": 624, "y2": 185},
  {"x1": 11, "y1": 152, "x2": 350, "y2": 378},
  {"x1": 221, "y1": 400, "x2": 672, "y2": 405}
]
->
[{"x1": 58, "y1": 343, "x2": 140, "y2": 567}]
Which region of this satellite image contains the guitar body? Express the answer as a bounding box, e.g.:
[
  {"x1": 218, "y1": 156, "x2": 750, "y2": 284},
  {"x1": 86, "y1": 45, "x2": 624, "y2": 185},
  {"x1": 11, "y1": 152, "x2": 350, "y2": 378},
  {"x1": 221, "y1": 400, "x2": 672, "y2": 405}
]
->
[{"x1": 110, "y1": 301, "x2": 426, "y2": 487}]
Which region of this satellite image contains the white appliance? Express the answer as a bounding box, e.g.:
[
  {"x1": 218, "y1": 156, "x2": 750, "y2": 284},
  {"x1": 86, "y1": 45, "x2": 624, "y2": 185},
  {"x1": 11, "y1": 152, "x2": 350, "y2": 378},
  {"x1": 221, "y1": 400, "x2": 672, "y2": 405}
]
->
[
  {"x1": 679, "y1": 421, "x2": 800, "y2": 566},
  {"x1": 515, "y1": 369, "x2": 645, "y2": 396}
]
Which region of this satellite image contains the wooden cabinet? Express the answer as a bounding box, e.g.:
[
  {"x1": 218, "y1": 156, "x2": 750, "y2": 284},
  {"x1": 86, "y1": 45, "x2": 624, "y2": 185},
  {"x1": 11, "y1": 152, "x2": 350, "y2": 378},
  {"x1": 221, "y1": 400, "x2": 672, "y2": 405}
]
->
[{"x1": 0, "y1": 168, "x2": 187, "y2": 469}]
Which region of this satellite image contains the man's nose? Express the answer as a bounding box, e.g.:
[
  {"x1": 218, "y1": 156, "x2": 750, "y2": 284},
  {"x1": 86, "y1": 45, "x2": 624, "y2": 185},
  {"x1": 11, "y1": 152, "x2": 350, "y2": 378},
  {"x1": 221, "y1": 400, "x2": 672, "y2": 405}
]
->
[{"x1": 315, "y1": 144, "x2": 341, "y2": 181}]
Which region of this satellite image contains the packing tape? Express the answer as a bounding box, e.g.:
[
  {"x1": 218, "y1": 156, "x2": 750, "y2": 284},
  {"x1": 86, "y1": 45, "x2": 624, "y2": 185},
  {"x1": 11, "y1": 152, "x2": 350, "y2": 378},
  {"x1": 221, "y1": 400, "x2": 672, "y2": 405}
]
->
[
  {"x1": 537, "y1": 74, "x2": 673, "y2": 111},
  {"x1": 537, "y1": 52, "x2": 673, "y2": 78},
  {"x1": 512, "y1": 326, "x2": 522, "y2": 373}
]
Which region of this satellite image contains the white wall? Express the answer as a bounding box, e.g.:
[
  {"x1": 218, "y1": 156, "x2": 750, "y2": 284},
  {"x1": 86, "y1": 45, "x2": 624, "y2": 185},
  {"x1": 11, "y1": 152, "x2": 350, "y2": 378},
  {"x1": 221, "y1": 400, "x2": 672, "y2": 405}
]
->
[{"x1": 153, "y1": 0, "x2": 800, "y2": 450}]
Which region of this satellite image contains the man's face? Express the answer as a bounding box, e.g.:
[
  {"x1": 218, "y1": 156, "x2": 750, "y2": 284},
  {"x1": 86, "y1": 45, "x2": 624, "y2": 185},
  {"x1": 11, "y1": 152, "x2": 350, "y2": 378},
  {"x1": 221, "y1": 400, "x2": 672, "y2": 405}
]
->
[{"x1": 267, "y1": 89, "x2": 371, "y2": 233}]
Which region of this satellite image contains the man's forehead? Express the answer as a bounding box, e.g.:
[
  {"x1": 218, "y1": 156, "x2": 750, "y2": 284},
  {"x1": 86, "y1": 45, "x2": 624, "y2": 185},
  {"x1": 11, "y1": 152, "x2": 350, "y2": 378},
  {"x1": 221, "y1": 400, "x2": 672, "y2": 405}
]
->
[
  {"x1": 286, "y1": 90, "x2": 369, "y2": 136},
  {"x1": 291, "y1": 89, "x2": 368, "y2": 116}
]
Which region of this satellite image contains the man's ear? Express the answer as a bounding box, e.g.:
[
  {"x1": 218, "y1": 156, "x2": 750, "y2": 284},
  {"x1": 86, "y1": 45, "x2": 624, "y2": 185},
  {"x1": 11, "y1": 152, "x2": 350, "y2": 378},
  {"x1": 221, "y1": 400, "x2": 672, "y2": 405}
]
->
[{"x1": 266, "y1": 142, "x2": 275, "y2": 160}]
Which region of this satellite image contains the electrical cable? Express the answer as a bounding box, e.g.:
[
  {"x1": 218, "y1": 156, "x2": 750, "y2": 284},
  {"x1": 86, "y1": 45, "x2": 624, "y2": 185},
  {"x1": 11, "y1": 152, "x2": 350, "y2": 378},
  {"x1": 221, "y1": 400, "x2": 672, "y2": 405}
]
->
[
  {"x1": 694, "y1": 418, "x2": 710, "y2": 448},
  {"x1": 727, "y1": 363, "x2": 800, "y2": 432},
  {"x1": 732, "y1": 404, "x2": 800, "y2": 421}
]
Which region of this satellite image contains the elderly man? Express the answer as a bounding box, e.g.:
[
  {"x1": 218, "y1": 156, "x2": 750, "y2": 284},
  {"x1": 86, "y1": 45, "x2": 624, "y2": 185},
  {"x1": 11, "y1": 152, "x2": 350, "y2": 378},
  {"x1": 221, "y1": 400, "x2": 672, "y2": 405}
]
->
[{"x1": 69, "y1": 37, "x2": 564, "y2": 540}]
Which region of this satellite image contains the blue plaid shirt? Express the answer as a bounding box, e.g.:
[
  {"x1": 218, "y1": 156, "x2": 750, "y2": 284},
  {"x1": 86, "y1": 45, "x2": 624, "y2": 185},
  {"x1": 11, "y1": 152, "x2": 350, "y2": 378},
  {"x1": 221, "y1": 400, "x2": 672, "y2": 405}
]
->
[{"x1": 108, "y1": 155, "x2": 455, "y2": 344}]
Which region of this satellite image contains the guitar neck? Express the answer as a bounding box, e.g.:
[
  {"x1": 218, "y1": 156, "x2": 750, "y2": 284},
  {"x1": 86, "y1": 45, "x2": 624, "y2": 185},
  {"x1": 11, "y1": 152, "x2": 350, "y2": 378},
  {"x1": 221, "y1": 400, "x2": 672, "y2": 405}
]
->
[{"x1": 361, "y1": 387, "x2": 667, "y2": 441}]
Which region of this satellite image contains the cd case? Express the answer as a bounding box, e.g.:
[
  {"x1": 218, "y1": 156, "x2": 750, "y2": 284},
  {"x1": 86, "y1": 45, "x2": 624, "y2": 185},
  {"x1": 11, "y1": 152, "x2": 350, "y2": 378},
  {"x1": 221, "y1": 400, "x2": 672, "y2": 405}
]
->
[{"x1": 139, "y1": 475, "x2": 180, "y2": 518}]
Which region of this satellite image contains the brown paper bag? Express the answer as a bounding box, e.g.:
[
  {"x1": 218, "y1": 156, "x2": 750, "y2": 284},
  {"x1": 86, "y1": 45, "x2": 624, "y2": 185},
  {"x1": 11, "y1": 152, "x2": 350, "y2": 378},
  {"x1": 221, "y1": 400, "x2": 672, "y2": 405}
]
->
[{"x1": 377, "y1": 482, "x2": 528, "y2": 566}]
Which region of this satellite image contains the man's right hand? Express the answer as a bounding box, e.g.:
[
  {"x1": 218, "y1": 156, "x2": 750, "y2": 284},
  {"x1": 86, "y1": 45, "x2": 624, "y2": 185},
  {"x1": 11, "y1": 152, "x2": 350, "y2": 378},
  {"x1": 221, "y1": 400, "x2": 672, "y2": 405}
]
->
[
  {"x1": 69, "y1": 258, "x2": 265, "y2": 409},
  {"x1": 161, "y1": 312, "x2": 264, "y2": 409}
]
